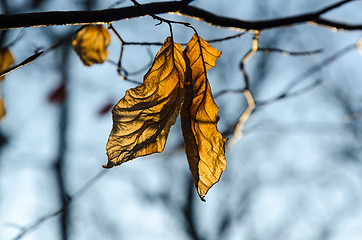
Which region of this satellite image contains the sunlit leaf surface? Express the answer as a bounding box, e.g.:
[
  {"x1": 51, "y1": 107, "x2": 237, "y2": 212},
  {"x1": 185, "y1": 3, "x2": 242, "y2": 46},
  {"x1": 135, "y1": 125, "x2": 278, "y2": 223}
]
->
[
  {"x1": 72, "y1": 24, "x2": 111, "y2": 66},
  {"x1": 104, "y1": 37, "x2": 185, "y2": 168},
  {"x1": 181, "y1": 34, "x2": 226, "y2": 200}
]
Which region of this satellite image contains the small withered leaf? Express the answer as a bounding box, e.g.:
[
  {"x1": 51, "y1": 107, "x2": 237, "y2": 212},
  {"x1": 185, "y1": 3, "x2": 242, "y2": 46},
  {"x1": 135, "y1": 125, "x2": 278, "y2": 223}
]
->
[
  {"x1": 357, "y1": 37, "x2": 362, "y2": 55},
  {"x1": 0, "y1": 48, "x2": 15, "y2": 121},
  {"x1": 0, "y1": 98, "x2": 5, "y2": 121},
  {"x1": 0, "y1": 48, "x2": 15, "y2": 81},
  {"x1": 104, "y1": 37, "x2": 186, "y2": 168},
  {"x1": 181, "y1": 34, "x2": 226, "y2": 200},
  {"x1": 72, "y1": 24, "x2": 111, "y2": 66}
]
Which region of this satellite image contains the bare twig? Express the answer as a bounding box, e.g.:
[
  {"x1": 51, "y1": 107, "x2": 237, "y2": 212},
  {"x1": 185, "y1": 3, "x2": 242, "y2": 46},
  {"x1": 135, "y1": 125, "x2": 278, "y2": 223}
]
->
[
  {"x1": 179, "y1": 0, "x2": 360, "y2": 30},
  {"x1": 240, "y1": 31, "x2": 259, "y2": 89},
  {"x1": 257, "y1": 47, "x2": 323, "y2": 56},
  {"x1": 256, "y1": 78, "x2": 323, "y2": 107},
  {"x1": 4, "y1": 30, "x2": 25, "y2": 48},
  {"x1": 115, "y1": 32, "x2": 247, "y2": 46},
  {"x1": 225, "y1": 31, "x2": 259, "y2": 147},
  {"x1": 214, "y1": 46, "x2": 322, "y2": 99},
  {"x1": 0, "y1": 50, "x2": 44, "y2": 78},
  {"x1": 108, "y1": 23, "x2": 126, "y2": 79},
  {"x1": 108, "y1": 0, "x2": 127, "y2": 9},
  {"x1": 130, "y1": 0, "x2": 192, "y2": 31},
  {"x1": 214, "y1": 88, "x2": 245, "y2": 99},
  {"x1": 107, "y1": 23, "x2": 148, "y2": 85},
  {"x1": 11, "y1": 209, "x2": 65, "y2": 240},
  {"x1": 207, "y1": 32, "x2": 246, "y2": 43},
  {"x1": 316, "y1": 0, "x2": 354, "y2": 15},
  {"x1": 282, "y1": 44, "x2": 356, "y2": 95},
  {"x1": 10, "y1": 170, "x2": 107, "y2": 240},
  {"x1": 227, "y1": 89, "x2": 255, "y2": 149}
]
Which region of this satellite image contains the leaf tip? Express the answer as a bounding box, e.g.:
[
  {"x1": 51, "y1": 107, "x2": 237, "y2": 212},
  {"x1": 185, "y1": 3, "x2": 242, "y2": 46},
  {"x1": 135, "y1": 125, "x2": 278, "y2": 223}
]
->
[{"x1": 102, "y1": 161, "x2": 115, "y2": 169}]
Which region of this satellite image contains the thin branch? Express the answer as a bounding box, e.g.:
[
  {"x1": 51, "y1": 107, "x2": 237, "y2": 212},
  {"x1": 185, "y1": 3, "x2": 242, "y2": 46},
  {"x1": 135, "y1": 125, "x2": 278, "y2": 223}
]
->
[
  {"x1": 130, "y1": 0, "x2": 191, "y2": 29},
  {"x1": 122, "y1": 48, "x2": 154, "y2": 76},
  {"x1": 206, "y1": 32, "x2": 246, "y2": 43},
  {"x1": 223, "y1": 43, "x2": 352, "y2": 144},
  {"x1": 0, "y1": 51, "x2": 44, "y2": 78},
  {"x1": 108, "y1": 0, "x2": 127, "y2": 9},
  {"x1": 226, "y1": 89, "x2": 255, "y2": 149},
  {"x1": 214, "y1": 78, "x2": 322, "y2": 103},
  {"x1": 316, "y1": 0, "x2": 354, "y2": 15},
  {"x1": 224, "y1": 31, "x2": 259, "y2": 147},
  {"x1": 214, "y1": 88, "x2": 245, "y2": 99},
  {"x1": 4, "y1": 30, "x2": 25, "y2": 48},
  {"x1": 178, "y1": 0, "x2": 360, "y2": 30},
  {"x1": 11, "y1": 209, "x2": 65, "y2": 240},
  {"x1": 312, "y1": 18, "x2": 362, "y2": 30},
  {"x1": 257, "y1": 47, "x2": 323, "y2": 56},
  {"x1": 108, "y1": 23, "x2": 126, "y2": 79},
  {"x1": 225, "y1": 31, "x2": 324, "y2": 147},
  {"x1": 256, "y1": 78, "x2": 323, "y2": 107},
  {"x1": 0, "y1": 0, "x2": 360, "y2": 31},
  {"x1": 10, "y1": 170, "x2": 107, "y2": 240},
  {"x1": 240, "y1": 31, "x2": 259, "y2": 89},
  {"x1": 118, "y1": 32, "x2": 247, "y2": 46},
  {"x1": 282, "y1": 44, "x2": 356, "y2": 95}
]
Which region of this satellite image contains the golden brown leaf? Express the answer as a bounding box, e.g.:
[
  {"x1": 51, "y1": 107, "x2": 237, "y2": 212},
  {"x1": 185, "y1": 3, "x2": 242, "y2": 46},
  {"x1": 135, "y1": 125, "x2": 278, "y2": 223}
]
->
[
  {"x1": 104, "y1": 37, "x2": 186, "y2": 168},
  {"x1": 72, "y1": 24, "x2": 111, "y2": 66},
  {"x1": 181, "y1": 34, "x2": 226, "y2": 200},
  {"x1": 0, "y1": 48, "x2": 15, "y2": 81},
  {"x1": 0, "y1": 97, "x2": 5, "y2": 121},
  {"x1": 0, "y1": 48, "x2": 14, "y2": 121},
  {"x1": 357, "y1": 37, "x2": 362, "y2": 55}
]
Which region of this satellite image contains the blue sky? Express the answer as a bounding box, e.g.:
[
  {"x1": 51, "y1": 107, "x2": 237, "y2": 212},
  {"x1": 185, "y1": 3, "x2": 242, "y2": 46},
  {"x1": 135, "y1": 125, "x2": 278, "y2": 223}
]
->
[{"x1": 1, "y1": 0, "x2": 362, "y2": 239}]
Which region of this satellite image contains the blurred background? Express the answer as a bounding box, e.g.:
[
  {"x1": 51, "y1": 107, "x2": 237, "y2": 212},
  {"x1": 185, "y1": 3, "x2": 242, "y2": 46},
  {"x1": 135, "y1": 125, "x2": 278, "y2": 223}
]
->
[{"x1": 1, "y1": 0, "x2": 362, "y2": 239}]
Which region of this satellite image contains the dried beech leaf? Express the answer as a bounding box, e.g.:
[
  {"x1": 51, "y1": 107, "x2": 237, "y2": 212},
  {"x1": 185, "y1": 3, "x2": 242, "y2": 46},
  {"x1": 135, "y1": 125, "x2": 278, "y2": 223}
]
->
[
  {"x1": 181, "y1": 34, "x2": 226, "y2": 200},
  {"x1": 72, "y1": 24, "x2": 111, "y2": 66},
  {"x1": 0, "y1": 48, "x2": 15, "y2": 81},
  {"x1": 0, "y1": 98, "x2": 5, "y2": 121},
  {"x1": 357, "y1": 37, "x2": 362, "y2": 55},
  {"x1": 0, "y1": 48, "x2": 15, "y2": 121},
  {"x1": 104, "y1": 37, "x2": 186, "y2": 168}
]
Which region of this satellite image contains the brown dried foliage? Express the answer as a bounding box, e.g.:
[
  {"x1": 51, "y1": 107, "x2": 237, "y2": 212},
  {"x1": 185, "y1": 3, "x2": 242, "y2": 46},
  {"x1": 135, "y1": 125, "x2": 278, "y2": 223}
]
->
[{"x1": 104, "y1": 34, "x2": 226, "y2": 199}]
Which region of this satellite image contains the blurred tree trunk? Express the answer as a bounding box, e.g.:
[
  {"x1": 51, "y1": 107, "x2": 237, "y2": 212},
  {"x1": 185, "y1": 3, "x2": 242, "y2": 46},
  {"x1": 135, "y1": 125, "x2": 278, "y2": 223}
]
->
[{"x1": 54, "y1": 44, "x2": 71, "y2": 240}]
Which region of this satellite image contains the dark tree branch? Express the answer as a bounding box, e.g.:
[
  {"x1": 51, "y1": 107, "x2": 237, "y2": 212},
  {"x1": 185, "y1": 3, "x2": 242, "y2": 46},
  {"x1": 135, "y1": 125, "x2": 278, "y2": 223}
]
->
[
  {"x1": 55, "y1": 44, "x2": 71, "y2": 240},
  {"x1": 0, "y1": 0, "x2": 360, "y2": 30},
  {"x1": 179, "y1": 0, "x2": 360, "y2": 30},
  {"x1": 313, "y1": 18, "x2": 362, "y2": 30}
]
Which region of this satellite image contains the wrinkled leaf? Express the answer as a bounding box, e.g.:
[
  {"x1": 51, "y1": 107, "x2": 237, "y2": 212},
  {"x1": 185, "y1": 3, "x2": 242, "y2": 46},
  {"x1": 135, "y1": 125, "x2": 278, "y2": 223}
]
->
[
  {"x1": 181, "y1": 34, "x2": 226, "y2": 200},
  {"x1": 72, "y1": 24, "x2": 111, "y2": 66},
  {"x1": 104, "y1": 37, "x2": 186, "y2": 168},
  {"x1": 0, "y1": 48, "x2": 15, "y2": 81}
]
